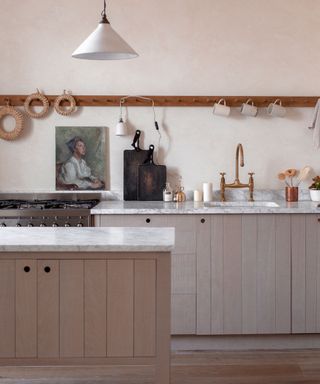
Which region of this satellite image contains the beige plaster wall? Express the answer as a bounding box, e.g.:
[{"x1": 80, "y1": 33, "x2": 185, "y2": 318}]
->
[{"x1": 0, "y1": 0, "x2": 320, "y2": 192}]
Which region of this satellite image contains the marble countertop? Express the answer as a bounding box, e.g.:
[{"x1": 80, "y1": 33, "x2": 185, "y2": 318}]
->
[
  {"x1": 91, "y1": 200, "x2": 320, "y2": 215},
  {"x1": 0, "y1": 227, "x2": 175, "y2": 253}
]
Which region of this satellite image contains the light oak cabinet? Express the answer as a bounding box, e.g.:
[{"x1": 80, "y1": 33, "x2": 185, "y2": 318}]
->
[
  {"x1": 95, "y1": 213, "x2": 320, "y2": 336},
  {"x1": 197, "y1": 215, "x2": 291, "y2": 335},
  {"x1": 0, "y1": 258, "x2": 158, "y2": 359},
  {"x1": 291, "y1": 214, "x2": 320, "y2": 333},
  {"x1": 97, "y1": 214, "x2": 198, "y2": 334}
]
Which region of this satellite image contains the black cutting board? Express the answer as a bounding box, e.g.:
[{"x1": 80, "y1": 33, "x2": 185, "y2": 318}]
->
[
  {"x1": 138, "y1": 145, "x2": 166, "y2": 201},
  {"x1": 123, "y1": 130, "x2": 148, "y2": 201}
]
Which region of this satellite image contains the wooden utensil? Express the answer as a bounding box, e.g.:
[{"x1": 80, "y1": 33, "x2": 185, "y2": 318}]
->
[
  {"x1": 297, "y1": 166, "x2": 312, "y2": 185},
  {"x1": 123, "y1": 130, "x2": 149, "y2": 200},
  {"x1": 138, "y1": 145, "x2": 166, "y2": 201}
]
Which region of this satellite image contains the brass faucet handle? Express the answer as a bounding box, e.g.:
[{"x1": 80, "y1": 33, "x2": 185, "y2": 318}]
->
[
  {"x1": 220, "y1": 172, "x2": 226, "y2": 176},
  {"x1": 248, "y1": 172, "x2": 255, "y2": 177}
]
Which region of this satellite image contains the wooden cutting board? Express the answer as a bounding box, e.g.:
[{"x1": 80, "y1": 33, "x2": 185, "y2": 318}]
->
[
  {"x1": 123, "y1": 130, "x2": 149, "y2": 201},
  {"x1": 138, "y1": 145, "x2": 166, "y2": 201}
]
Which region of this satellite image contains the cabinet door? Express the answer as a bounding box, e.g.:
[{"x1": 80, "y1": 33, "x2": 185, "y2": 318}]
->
[
  {"x1": 209, "y1": 214, "x2": 291, "y2": 335},
  {"x1": 292, "y1": 214, "x2": 320, "y2": 333},
  {"x1": 16, "y1": 259, "x2": 37, "y2": 357},
  {"x1": 97, "y1": 214, "x2": 197, "y2": 335},
  {"x1": 60, "y1": 260, "x2": 84, "y2": 357},
  {"x1": 0, "y1": 260, "x2": 15, "y2": 357},
  {"x1": 38, "y1": 260, "x2": 60, "y2": 358}
]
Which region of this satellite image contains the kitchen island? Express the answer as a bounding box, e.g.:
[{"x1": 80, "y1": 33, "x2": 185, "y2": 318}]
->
[{"x1": 0, "y1": 227, "x2": 174, "y2": 384}]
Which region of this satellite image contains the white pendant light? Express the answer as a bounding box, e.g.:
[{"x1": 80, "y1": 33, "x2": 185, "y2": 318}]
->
[
  {"x1": 116, "y1": 118, "x2": 128, "y2": 136},
  {"x1": 72, "y1": 0, "x2": 138, "y2": 60}
]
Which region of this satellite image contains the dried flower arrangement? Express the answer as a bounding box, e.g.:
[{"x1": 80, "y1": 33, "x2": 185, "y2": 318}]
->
[{"x1": 278, "y1": 166, "x2": 312, "y2": 187}]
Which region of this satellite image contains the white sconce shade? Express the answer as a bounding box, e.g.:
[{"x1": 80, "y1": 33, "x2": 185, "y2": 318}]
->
[
  {"x1": 116, "y1": 118, "x2": 128, "y2": 136},
  {"x1": 72, "y1": 23, "x2": 138, "y2": 60}
]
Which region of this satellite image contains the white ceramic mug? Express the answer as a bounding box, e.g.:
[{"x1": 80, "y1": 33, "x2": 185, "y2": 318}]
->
[
  {"x1": 213, "y1": 99, "x2": 231, "y2": 117},
  {"x1": 267, "y1": 99, "x2": 286, "y2": 117},
  {"x1": 240, "y1": 99, "x2": 258, "y2": 117}
]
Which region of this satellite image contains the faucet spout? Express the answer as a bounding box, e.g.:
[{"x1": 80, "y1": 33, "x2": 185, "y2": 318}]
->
[{"x1": 235, "y1": 143, "x2": 244, "y2": 182}]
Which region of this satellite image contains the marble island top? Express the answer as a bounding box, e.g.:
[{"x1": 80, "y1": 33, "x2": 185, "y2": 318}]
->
[
  {"x1": 0, "y1": 227, "x2": 175, "y2": 253},
  {"x1": 91, "y1": 200, "x2": 320, "y2": 215}
]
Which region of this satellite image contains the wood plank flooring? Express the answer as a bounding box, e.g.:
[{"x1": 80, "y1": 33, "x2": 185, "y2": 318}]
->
[{"x1": 0, "y1": 350, "x2": 320, "y2": 383}]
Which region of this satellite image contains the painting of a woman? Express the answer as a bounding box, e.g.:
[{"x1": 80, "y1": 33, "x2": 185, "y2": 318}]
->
[{"x1": 56, "y1": 127, "x2": 106, "y2": 191}]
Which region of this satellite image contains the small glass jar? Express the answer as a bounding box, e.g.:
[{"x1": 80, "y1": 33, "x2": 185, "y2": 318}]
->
[{"x1": 163, "y1": 182, "x2": 173, "y2": 202}]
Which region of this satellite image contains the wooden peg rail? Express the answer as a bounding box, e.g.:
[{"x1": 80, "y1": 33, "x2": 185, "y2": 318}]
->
[{"x1": 0, "y1": 95, "x2": 319, "y2": 107}]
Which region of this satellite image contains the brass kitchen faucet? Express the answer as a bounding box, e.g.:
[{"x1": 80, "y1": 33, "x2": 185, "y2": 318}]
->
[{"x1": 220, "y1": 143, "x2": 255, "y2": 202}]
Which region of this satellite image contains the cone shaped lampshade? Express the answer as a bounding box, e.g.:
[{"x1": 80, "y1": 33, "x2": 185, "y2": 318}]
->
[{"x1": 72, "y1": 23, "x2": 138, "y2": 60}]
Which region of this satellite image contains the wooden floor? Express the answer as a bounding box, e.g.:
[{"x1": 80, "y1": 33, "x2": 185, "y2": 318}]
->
[{"x1": 0, "y1": 350, "x2": 320, "y2": 383}]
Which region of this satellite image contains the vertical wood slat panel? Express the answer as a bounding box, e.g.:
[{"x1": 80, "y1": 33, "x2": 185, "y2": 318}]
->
[
  {"x1": 107, "y1": 260, "x2": 134, "y2": 357},
  {"x1": 223, "y1": 216, "x2": 242, "y2": 334},
  {"x1": 275, "y1": 215, "x2": 291, "y2": 333},
  {"x1": 0, "y1": 260, "x2": 15, "y2": 357},
  {"x1": 84, "y1": 260, "x2": 107, "y2": 357},
  {"x1": 211, "y1": 215, "x2": 224, "y2": 334},
  {"x1": 16, "y1": 259, "x2": 37, "y2": 358},
  {"x1": 134, "y1": 260, "x2": 156, "y2": 356},
  {"x1": 305, "y1": 215, "x2": 320, "y2": 332},
  {"x1": 38, "y1": 260, "x2": 59, "y2": 358},
  {"x1": 317, "y1": 216, "x2": 320, "y2": 332},
  {"x1": 60, "y1": 260, "x2": 84, "y2": 357},
  {"x1": 196, "y1": 216, "x2": 211, "y2": 334},
  {"x1": 155, "y1": 253, "x2": 171, "y2": 384},
  {"x1": 171, "y1": 294, "x2": 196, "y2": 334},
  {"x1": 242, "y1": 215, "x2": 258, "y2": 334},
  {"x1": 256, "y1": 216, "x2": 276, "y2": 333},
  {"x1": 291, "y1": 215, "x2": 307, "y2": 333}
]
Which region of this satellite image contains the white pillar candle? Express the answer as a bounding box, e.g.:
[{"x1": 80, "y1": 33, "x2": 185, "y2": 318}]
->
[
  {"x1": 194, "y1": 190, "x2": 202, "y2": 202},
  {"x1": 203, "y1": 183, "x2": 213, "y2": 202}
]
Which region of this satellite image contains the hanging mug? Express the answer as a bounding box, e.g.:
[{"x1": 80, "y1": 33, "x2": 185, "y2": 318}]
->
[
  {"x1": 213, "y1": 98, "x2": 231, "y2": 117},
  {"x1": 240, "y1": 98, "x2": 258, "y2": 117},
  {"x1": 267, "y1": 99, "x2": 286, "y2": 118}
]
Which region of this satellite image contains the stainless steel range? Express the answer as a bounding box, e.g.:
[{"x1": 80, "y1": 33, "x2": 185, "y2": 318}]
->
[{"x1": 0, "y1": 193, "x2": 100, "y2": 227}]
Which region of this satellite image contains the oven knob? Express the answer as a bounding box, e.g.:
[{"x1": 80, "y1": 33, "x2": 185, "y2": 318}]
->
[
  {"x1": 40, "y1": 223, "x2": 47, "y2": 227},
  {"x1": 27, "y1": 223, "x2": 34, "y2": 227},
  {"x1": 16, "y1": 223, "x2": 22, "y2": 227},
  {"x1": 77, "y1": 223, "x2": 84, "y2": 227},
  {"x1": 52, "y1": 223, "x2": 59, "y2": 227},
  {"x1": 64, "y1": 223, "x2": 71, "y2": 227},
  {"x1": 1, "y1": 223, "x2": 6, "y2": 227}
]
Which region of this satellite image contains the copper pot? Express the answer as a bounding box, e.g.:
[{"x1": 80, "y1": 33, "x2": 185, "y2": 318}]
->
[{"x1": 285, "y1": 187, "x2": 299, "y2": 202}]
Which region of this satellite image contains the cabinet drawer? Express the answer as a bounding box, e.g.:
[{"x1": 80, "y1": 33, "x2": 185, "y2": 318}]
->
[{"x1": 99, "y1": 214, "x2": 167, "y2": 227}]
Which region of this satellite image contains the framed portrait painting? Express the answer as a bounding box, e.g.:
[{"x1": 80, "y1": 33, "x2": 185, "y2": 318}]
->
[{"x1": 56, "y1": 126, "x2": 106, "y2": 191}]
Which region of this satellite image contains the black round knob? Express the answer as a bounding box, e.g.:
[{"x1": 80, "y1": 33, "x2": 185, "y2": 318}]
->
[
  {"x1": 24, "y1": 266, "x2": 31, "y2": 273},
  {"x1": 40, "y1": 223, "x2": 46, "y2": 227},
  {"x1": 146, "y1": 218, "x2": 151, "y2": 223},
  {"x1": 44, "y1": 266, "x2": 51, "y2": 273},
  {"x1": 16, "y1": 223, "x2": 22, "y2": 227},
  {"x1": 65, "y1": 223, "x2": 71, "y2": 227},
  {"x1": 27, "y1": 223, "x2": 34, "y2": 227},
  {"x1": 52, "y1": 223, "x2": 59, "y2": 227},
  {"x1": 201, "y1": 218, "x2": 206, "y2": 224},
  {"x1": 1, "y1": 223, "x2": 7, "y2": 227},
  {"x1": 77, "y1": 223, "x2": 84, "y2": 227}
]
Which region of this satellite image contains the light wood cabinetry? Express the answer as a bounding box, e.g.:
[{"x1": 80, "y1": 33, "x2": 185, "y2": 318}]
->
[
  {"x1": 0, "y1": 255, "x2": 165, "y2": 361},
  {"x1": 291, "y1": 214, "x2": 320, "y2": 333},
  {"x1": 98, "y1": 214, "x2": 198, "y2": 334},
  {"x1": 96, "y1": 213, "x2": 320, "y2": 337},
  {"x1": 197, "y1": 215, "x2": 291, "y2": 335}
]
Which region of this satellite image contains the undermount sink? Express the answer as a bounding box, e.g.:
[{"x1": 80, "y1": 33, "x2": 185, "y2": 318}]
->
[{"x1": 204, "y1": 201, "x2": 280, "y2": 208}]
